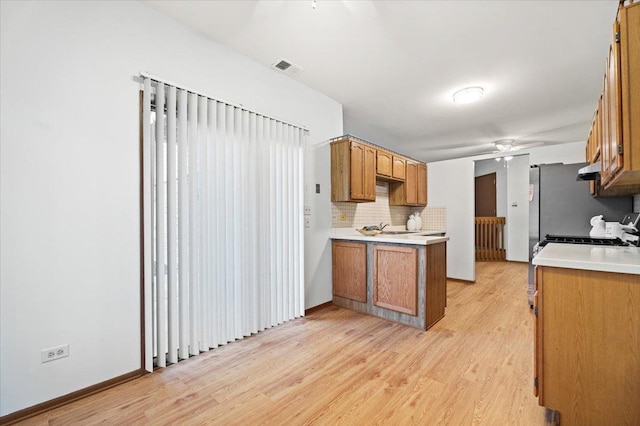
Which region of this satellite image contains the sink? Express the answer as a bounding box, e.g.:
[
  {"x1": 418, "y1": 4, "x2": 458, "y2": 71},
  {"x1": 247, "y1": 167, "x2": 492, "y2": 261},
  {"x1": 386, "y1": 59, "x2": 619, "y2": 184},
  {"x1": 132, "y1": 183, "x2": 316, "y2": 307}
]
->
[{"x1": 380, "y1": 231, "x2": 417, "y2": 235}]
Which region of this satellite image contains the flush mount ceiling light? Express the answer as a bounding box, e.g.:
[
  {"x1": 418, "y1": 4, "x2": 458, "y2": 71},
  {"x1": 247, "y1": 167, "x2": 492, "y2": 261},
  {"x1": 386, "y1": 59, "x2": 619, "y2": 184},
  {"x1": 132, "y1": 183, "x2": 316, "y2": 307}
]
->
[{"x1": 452, "y1": 86, "x2": 484, "y2": 104}]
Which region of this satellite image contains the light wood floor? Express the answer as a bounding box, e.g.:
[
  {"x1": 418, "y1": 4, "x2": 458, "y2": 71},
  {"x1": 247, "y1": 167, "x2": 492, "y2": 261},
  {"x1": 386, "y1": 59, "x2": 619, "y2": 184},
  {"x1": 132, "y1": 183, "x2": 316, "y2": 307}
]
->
[{"x1": 16, "y1": 261, "x2": 546, "y2": 425}]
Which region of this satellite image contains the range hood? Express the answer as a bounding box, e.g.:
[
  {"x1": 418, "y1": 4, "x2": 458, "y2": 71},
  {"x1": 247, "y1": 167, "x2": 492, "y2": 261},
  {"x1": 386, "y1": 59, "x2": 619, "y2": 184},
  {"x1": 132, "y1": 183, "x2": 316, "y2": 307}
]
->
[{"x1": 576, "y1": 162, "x2": 601, "y2": 181}]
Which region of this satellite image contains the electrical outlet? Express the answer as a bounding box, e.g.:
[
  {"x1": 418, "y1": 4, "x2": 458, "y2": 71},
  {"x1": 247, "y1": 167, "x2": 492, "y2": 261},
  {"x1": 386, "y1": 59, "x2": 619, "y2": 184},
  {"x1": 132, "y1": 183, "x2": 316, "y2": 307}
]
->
[
  {"x1": 304, "y1": 218, "x2": 311, "y2": 228},
  {"x1": 41, "y1": 344, "x2": 69, "y2": 363},
  {"x1": 304, "y1": 205, "x2": 312, "y2": 215}
]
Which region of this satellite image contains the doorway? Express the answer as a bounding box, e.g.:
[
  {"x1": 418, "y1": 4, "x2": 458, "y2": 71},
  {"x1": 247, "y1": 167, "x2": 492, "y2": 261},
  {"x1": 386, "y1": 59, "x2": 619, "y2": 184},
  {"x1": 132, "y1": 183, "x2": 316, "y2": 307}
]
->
[
  {"x1": 474, "y1": 169, "x2": 505, "y2": 261},
  {"x1": 475, "y1": 173, "x2": 496, "y2": 216}
]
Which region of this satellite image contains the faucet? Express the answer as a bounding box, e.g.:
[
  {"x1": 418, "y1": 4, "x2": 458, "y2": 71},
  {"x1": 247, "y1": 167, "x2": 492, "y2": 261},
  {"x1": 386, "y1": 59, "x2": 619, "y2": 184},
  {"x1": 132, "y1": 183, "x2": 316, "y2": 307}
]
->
[{"x1": 379, "y1": 222, "x2": 389, "y2": 231}]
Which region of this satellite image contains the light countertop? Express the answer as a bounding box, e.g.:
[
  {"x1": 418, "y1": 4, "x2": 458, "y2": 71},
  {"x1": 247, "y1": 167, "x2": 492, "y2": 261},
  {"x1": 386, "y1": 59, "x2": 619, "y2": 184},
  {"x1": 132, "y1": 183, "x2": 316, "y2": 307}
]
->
[
  {"x1": 330, "y1": 228, "x2": 448, "y2": 246},
  {"x1": 532, "y1": 243, "x2": 640, "y2": 275}
]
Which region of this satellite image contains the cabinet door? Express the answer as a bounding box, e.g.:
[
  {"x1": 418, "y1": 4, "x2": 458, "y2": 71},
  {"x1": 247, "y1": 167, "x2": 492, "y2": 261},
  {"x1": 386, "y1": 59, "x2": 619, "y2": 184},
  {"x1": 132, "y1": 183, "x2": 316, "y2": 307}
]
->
[
  {"x1": 349, "y1": 141, "x2": 375, "y2": 201},
  {"x1": 533, "y1": 267, "x2": 543, "y2": 401},
  {"x1": 605, "y1": 31, "x2": 623, "y2": 180},
  {"x1": 376, "y1": 150, "x2": 392, "y2": 177},
  {"x1": 373, "y1": 245, "x2": 418, "y2": 315},
  {"x1": 332, "y1": 241, "x2": 367, "y2": 302},
  {"x1": 536, "y1": 266, "x2": 640, "y2": 425},
  {"x1": 602, "y1": 69, "x2": 612, "y2": 184},
  {"x1": 349, "y1": 141, "x2": 366, "y2": 200},
  {"x1": 533, "y1": 291, "x2": 540, "y2": 397},
  {"x1": 417, "y1": 163, "x2": 427, "y2": 206},
  {"x1": 593, "y1": 102, "x2": 602, "y2": 162},
  {"x1": 405, "y1": 161, "x2": 418, "y2": 205},
  {"x1": 587, "y1": 101, "x2": 601, "y2": 166},
  {"x1": 392, "y1": 156, "x2": 406, "y2": 180},
  {"x1": 364, "y1": 145, "x2": 376, "y2": 201}
]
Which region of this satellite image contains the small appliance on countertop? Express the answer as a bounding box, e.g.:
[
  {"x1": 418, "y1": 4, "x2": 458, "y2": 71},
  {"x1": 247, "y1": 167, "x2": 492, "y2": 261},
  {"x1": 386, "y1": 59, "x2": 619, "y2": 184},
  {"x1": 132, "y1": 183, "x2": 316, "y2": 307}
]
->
[{"x1": 589, "y1": 215, "x2": 606, "y2": 237}]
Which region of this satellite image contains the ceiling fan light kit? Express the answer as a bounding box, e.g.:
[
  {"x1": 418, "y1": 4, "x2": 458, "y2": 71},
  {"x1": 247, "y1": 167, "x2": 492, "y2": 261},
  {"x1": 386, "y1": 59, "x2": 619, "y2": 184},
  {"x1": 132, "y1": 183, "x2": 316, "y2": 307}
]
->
[
  {"x1": 495, "y1": 139, "x2": 516, "y2": 152},
  {"x1": 452, "y1": 86, "x2": 484, "y2": 104}
]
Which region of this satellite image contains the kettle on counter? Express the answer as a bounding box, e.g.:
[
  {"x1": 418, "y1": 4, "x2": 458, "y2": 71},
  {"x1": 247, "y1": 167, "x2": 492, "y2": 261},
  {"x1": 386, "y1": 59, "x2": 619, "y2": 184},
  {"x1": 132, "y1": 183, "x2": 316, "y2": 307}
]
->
[{"x1": 589, "y1": 215, "x2": 606, "y2": 238}]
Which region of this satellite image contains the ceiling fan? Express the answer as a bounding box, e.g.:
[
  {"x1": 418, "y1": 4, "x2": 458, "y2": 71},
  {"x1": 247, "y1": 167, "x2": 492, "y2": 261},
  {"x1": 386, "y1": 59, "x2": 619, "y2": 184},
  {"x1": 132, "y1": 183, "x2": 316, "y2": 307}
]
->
[{"x1": 492, "y1": 139, "x2": 544, "y2": 153}]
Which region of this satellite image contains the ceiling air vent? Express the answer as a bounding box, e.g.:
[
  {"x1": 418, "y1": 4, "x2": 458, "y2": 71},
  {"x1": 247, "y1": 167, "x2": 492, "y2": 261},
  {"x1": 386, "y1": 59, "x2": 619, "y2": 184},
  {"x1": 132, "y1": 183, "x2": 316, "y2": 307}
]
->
[{"x1": 272, "y1": 59, "x2": 303, "y2": 77}]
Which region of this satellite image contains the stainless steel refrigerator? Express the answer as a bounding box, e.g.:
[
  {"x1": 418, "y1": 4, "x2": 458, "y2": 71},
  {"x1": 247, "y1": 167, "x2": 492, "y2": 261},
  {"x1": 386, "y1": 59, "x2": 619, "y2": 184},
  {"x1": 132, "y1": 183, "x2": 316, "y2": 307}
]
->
[{"x1": 528, "y1": 162, "x2": 632, "y2": 286}]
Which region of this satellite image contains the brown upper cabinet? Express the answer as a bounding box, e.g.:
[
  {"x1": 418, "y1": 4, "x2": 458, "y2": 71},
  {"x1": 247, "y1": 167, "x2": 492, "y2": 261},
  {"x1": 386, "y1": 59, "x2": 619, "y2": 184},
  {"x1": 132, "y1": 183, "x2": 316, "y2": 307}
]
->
[
  {"x1": 405, "y1": 161, "x2": 418, "y2": 205},
  {"x1": 376, "y1": 150, "x2": 393, "y2": 177},
  {"x1": 586, "y1": 97, "x2": 602, "y2": 165},
  {"x1": 377, "y1": 150, "x2": 406, "y2": 181},
  {"x1": 389, "y1": 161, "x2": 428, "y2": 207},
  {"x1": 586, "y1": 3, "x2": 640, "y2": 194},
  {"x1": 417, "y1": 163, "x2": 428, "y2": 206},
  {"x1": 331, "y1": 135, "x2": 426, "y2": 205},
  {"x1": 331, "y1": 137, "x2": 376, "y2": 202},
  {"x1": 392, "y1": 156, "x2": 406, "y2": 180}
]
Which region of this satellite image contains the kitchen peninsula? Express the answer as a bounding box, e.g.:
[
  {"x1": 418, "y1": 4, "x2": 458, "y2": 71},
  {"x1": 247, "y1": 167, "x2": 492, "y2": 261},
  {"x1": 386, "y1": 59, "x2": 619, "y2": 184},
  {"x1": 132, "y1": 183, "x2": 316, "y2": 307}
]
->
[{"x1": 330, "y1": 230, "x2": 448, "y2": 330}]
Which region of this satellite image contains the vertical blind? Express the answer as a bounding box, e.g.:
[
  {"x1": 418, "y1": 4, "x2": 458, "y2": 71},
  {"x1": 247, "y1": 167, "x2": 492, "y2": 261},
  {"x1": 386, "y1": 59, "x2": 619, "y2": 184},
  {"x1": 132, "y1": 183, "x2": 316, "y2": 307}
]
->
[{"x1": 142, "y1": 76, "x2": 305, "y2": 371}]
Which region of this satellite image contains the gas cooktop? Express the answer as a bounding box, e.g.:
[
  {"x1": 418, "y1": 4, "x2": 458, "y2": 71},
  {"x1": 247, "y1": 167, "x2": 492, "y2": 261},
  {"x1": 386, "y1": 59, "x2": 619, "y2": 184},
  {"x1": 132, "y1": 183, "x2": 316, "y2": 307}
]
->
[{"x1": 540, "y1": 235, "x2": 629, "y2": 247}]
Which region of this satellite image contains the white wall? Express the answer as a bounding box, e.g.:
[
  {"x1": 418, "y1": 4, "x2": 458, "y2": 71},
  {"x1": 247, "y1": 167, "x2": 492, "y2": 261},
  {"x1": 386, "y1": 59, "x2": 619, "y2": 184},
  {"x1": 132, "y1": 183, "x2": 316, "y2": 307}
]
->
[
  {"x1": 304, "y1": 141, "x2": 335, "y2": 308},
  {"x1": 428, "y1": 158, "x2": 476, "y2": 281},
  {"x1": 506, "y1": 155, "x2": 530, "y2": 261},
  {"x1": 0, "y1": 0, "x2": 342, "y2": 416},
  {"x1": 428, "y1": 141, "x2": 586, "y2": 281},
  {"x1": 527, "y1": 141, "x2": 586, "y2": 166}
]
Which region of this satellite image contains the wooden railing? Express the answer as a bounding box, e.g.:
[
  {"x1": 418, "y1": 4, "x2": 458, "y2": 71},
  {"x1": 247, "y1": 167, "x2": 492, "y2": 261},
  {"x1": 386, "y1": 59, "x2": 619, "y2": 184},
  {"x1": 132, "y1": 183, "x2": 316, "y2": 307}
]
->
[{"x1": 475, "y1": 217, "x2": 506, "y2": 261}]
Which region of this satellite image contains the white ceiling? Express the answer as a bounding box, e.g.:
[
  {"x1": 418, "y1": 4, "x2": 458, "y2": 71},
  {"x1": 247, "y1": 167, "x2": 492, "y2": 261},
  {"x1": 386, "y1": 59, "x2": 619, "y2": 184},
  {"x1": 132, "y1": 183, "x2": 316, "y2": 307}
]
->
[{"x1": 145, "y1": 0, "x2": 618, "y2": 162}]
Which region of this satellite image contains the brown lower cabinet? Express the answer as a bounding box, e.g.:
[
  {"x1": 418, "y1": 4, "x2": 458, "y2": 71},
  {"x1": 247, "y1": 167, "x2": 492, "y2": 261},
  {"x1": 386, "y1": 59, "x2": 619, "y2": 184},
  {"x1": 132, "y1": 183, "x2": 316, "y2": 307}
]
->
[
  {"x1": 331, "y1": 241, "x2": 367, "y2": 302},
  {"x1": 373, "y1": 245, "x2": 418, "y2": 315},
  {"x1": 424, "y1": 242, "x2": 446, "y2": 327},
  {"x1": 534, "y1": 266, "x2": 640, "y2": 425},
  {"x1": 331, "y1": 239, "x2": 447, "y2": 330}
]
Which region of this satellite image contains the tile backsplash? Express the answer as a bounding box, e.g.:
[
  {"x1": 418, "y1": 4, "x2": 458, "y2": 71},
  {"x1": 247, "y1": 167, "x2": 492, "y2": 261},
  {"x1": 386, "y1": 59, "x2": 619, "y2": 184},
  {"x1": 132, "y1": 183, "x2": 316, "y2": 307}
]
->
[
  {"x1": 331, "y1": 181, "x2": 447, "y2": 230},
  {"x1": 421, "y1": 206, "x2": 447, "y2": 231}
]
